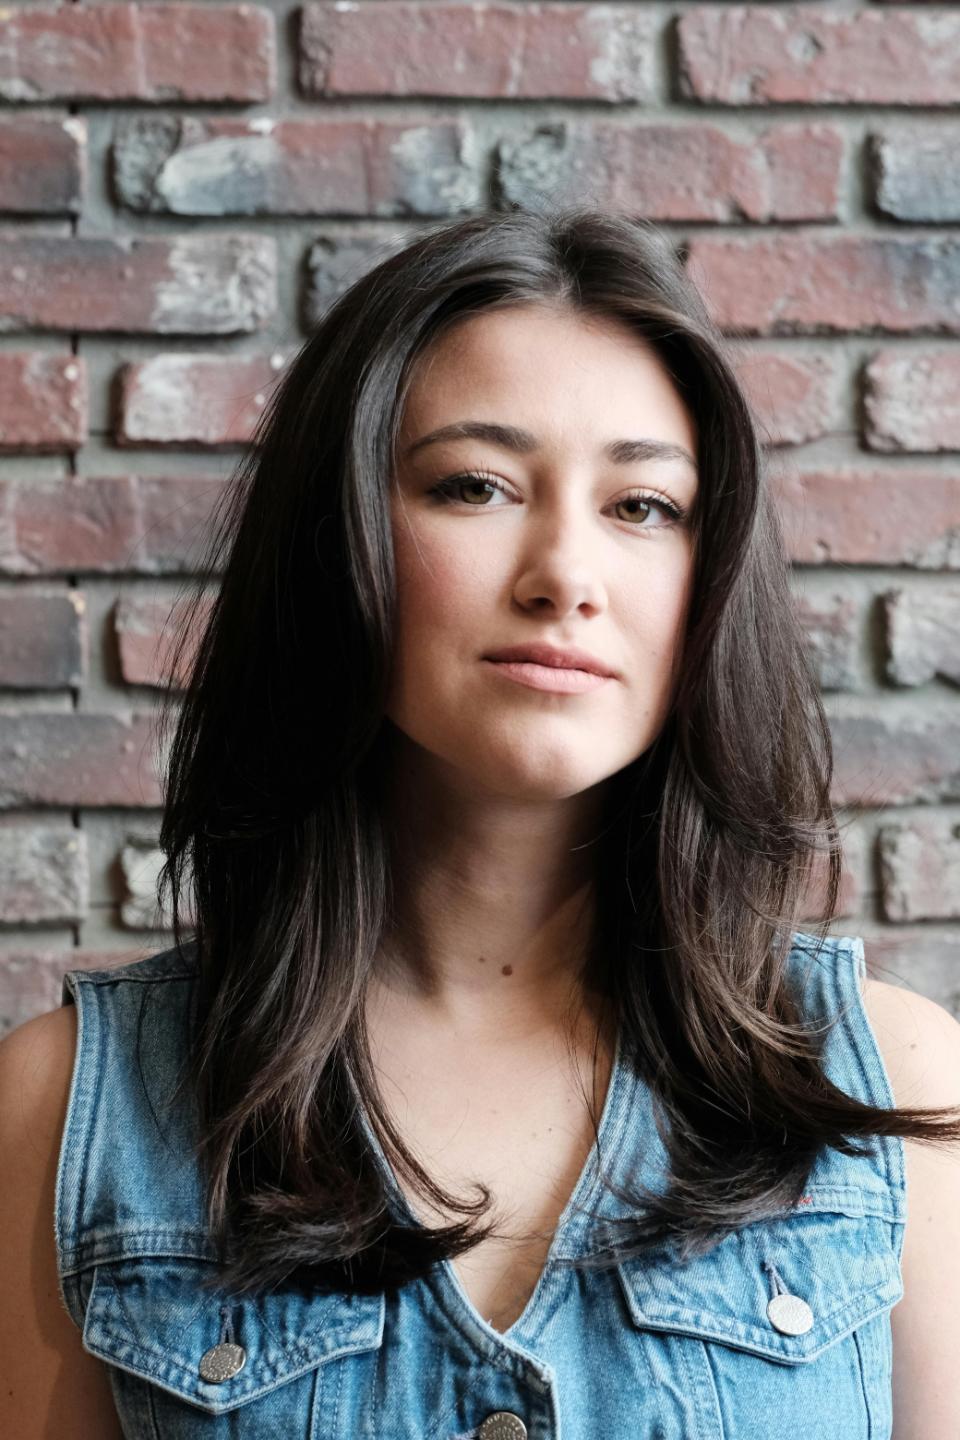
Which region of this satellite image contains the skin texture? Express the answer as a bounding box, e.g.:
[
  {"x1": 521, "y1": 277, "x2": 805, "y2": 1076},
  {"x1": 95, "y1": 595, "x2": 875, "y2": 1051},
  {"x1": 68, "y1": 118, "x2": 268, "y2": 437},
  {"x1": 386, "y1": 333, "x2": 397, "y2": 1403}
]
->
[
  {"x1": 0, "y1": 1004, "x2": 126, "y2": 1439},
  {"x1": 861, "y1": 978, "x2": 960, "y2": 1439},
  {"x1": 374, "y1": 301, "x2": 699, "y2": 1029},
  {"x1": 364, "y1": 301, "x2": 701, "y2": 1327}
]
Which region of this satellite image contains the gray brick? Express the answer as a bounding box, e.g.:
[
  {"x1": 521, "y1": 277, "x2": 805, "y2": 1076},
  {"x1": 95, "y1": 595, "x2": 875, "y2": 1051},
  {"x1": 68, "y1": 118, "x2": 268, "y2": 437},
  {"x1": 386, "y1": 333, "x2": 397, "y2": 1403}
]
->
[
  {"x1": 882, "y1": 585, "x2": 960, "y2": 687},
  {"x1": 879, "y1": 819, "x2": 960, "y2": 922},
  {"x1": 0, "y1": 824, "x2": 88, "y2": 922}
]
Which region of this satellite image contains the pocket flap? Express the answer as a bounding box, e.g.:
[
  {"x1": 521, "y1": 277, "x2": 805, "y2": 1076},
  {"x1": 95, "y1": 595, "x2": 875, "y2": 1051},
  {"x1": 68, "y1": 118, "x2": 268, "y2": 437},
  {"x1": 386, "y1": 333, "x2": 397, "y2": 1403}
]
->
[
  {"x1": 615, "y1": 1185, "x2": 903, "y2": 1365},
  {"x1": 83, "y1": 1256, "x2": 385, "y2": 1414}
]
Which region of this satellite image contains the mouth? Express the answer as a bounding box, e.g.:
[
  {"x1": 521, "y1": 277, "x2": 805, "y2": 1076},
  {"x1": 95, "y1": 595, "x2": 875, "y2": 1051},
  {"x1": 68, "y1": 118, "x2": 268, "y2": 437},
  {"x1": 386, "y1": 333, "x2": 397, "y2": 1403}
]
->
[
  {"x1": 482, "y1": 659, "x2": 613, "y2": 695},
  {"x1": 482, "y1": 645, "x2": 617, "y2": 679}
]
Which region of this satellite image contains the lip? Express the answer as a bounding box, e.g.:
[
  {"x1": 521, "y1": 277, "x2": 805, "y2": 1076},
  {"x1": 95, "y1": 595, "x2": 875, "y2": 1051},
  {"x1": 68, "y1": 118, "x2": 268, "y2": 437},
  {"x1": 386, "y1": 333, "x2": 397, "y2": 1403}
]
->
[
  {"x1": 484, "y1": 660, "x2": 611, "y2": 694},
  {"x1": 483, "y1": 644, "x2": 617, "y2": 678}
]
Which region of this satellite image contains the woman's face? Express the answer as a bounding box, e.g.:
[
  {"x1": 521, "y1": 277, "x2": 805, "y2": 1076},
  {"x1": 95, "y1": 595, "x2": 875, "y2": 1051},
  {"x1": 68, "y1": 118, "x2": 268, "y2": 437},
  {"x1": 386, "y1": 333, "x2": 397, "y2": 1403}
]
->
[{"x1": 386, "y1": 302, "x2": 699, "y2": 802}]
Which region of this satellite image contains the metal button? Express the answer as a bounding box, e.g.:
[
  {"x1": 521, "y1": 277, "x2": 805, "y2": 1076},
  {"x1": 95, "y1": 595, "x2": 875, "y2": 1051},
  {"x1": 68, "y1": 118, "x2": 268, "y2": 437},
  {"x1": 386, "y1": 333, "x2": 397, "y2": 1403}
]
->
[
  {"x1": 198, "y1": 1342, "x2": 247, "y2": 1382},
  {"x1": 478, "y1": 1414, "x2": 528, "y2": 1440},
  {"x1": 767, "y1": 1292, "x2": 814, "y2": 1335}
]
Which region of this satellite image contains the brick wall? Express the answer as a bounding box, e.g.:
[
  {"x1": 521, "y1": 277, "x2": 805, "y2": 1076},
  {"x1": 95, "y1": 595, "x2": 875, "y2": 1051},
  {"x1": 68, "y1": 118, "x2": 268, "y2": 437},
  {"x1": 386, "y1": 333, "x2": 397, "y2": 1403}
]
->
[{"x1": 0, "y1": 0, "x2": 958, "y2": 1035}]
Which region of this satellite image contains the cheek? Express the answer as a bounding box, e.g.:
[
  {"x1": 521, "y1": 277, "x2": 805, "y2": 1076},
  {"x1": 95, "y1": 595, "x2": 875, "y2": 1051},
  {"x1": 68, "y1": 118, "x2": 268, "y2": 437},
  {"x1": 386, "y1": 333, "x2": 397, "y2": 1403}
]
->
[
  {"x1": 392, "y1": 522, "x2": 495, "y2": 645},
  {"x1": 387, "y1": 523, "x2": 497, "y2": 734},
  {"x1": 624, "y1": 555, "x2": 694, "y2": 659}
]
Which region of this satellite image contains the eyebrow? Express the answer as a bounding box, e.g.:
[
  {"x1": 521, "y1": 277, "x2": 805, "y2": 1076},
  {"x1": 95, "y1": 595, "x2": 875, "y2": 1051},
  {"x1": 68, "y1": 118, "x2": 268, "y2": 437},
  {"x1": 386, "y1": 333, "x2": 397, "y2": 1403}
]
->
[{"x1": 402, "y1": 420, "x2": 697, "y2": 471}]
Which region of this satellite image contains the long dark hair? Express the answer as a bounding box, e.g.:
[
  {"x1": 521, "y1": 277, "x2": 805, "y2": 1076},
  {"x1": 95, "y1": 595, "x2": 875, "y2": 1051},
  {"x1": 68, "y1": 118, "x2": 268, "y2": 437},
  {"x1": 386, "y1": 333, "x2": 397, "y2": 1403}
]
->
[{"x1": 156, "y1": 204, "x2": 960, "y2": 1298}]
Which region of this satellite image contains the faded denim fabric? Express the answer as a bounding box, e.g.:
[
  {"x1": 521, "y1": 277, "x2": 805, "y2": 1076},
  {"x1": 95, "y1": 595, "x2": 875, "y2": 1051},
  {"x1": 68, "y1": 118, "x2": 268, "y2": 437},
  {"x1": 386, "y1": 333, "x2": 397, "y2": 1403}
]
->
[{"x1": 55, "y1": 932, "x2": 905, "y2": 1439}]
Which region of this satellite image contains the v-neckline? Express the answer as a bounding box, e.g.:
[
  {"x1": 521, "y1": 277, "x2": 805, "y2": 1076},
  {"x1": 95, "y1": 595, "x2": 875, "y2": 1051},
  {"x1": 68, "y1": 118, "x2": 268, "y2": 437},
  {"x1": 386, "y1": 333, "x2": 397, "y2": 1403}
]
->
[{"x1": 353, "y1": 1023, "x2": 626, "y2": 1342}]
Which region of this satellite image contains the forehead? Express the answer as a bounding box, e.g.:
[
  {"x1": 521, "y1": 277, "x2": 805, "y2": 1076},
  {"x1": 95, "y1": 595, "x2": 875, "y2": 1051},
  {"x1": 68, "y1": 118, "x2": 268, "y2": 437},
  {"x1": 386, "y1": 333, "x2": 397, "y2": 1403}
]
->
[{"x1": 398, "y1": 304, "x2": 698, "y2": 456}]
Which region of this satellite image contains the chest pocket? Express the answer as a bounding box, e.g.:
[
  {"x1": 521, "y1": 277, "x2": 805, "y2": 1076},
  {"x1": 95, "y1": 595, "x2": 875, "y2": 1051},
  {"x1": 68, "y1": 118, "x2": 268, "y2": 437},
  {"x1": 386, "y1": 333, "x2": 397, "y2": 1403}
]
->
[
  {"x1": 614, "y1": 1183, "x2": 903, "y2": 1440},
  {"x1": 82, "y1": 1253, "x2": 385, "y2": 1435}
]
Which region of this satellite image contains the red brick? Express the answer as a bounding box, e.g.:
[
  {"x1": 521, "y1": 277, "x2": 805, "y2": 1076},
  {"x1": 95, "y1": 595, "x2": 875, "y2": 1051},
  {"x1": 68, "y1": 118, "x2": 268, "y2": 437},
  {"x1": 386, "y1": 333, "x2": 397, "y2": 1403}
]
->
[
  {"x1": 498, "y1": 121, "x2": 842, "y2": 223},
  {"x1": 869, "y1": 129, "x2": 960, "y2": 223},
  {"x1": 299, "y1": 2, "x2": 655, "y2": 101},
  {"x1": 116, "y1": 352, "x2": 289, "y2": 447},
  {"x1": 0, "y1": 476, "x2": 141, "y2": 575},
  {"x1": 114, "y1": 592, "x2": 213, "y2": 688},
  {"x1": 0, "y1": 824, "x2": 87, "y2": 923},
  {"x1": 0, "y1": 948, "x2": 145, "y2": 1036},
  {"x1": 733, "y1": 347, "x2": 842, "y2": 446},
  {"x1": 0, "y1": 114, "x2": 84, "y2": 214},
  {"x1": 882, "y1": 584, "x2": 960, "y2": 687},
  {"x1": 774, "y1": 469, "x2": 960, "y2": 568},
  {"x1": 113, "y1": 115, "x2": 483, "y2": 217},
  {"x1": 678, "y1": 7, "x2": 960, "y2": 106},
  {"x1": 0, "y1": 589, "x2": 85, "y2": 687},
  {"x1": 879, "y1": 819, "x2": 960, "y2": 922},
  {"x1": 0, "y1": 4, "x2": 274, "y2": 103},
  {"x1": 793, "y1": 592, "x2": 861, "y2": 691},
  {"x1": 0, "y1": 233, "x2": 276, "y2": 335},
  {"x1": 829, "y1": 708, "x2": 960, "y2": 806},
  {"x1": 0, "y1": 352, "x2": 86, "y2": 451},
  {"x1": 0, "y1": 712, "x2": 163, "y2": 807},
  {"x1": 0, "y1": 475, "x2": 227, "y2": 575},
  {"x1": 138, "y1": 476, "x2": 229, "y2": 573},
  {"x1": 863, "y1": 349, "x2": 960, "y2": 452},
  {"x1": 685, "y1": 234, "x2": 960, "y2": 336}
]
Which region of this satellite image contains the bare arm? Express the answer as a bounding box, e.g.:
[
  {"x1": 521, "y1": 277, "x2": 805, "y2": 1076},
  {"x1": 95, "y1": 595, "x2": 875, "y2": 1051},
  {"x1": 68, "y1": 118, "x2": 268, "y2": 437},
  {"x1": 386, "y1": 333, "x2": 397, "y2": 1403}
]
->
[
  {"x1": 0, "y1": 1005, "x2": 125, "y2": 1439},
  {"x1": 862, "y1": 976, "x2": 960, "y2": 1440}
]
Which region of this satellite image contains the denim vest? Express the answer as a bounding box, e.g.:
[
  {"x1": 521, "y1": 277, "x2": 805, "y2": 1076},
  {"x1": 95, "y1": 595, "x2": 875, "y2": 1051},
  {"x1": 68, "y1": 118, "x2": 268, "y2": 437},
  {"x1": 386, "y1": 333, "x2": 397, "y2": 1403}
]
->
[{"x1": 55, "y1": 932, "x2": 905, "y2": 1439}]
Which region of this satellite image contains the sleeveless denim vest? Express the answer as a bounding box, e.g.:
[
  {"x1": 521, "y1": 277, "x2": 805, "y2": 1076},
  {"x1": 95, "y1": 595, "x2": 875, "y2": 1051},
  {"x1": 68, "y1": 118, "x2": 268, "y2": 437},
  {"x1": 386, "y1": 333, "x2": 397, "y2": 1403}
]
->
[{"x1": 55, "y1": 932, "x2": 906, "y2": 1439}]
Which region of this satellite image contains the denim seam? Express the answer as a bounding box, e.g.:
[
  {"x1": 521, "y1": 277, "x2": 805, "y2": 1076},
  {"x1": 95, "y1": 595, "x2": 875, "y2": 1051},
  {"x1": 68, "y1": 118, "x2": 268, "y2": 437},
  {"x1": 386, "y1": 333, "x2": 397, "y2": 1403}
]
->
[
  {"x1": 623, "y1": 1260, "x2": 898, "y2": 1360},
  {"x1": 635, "y1": 1325, "x2": 670, "y2": 1437},
  {"x1": 697, "y1": 1335, "x2": 724, "y2": 1439},
  {"x1": 58, "y1": 1221, "x2": 226, "y2": 1276},
  {"x1": 677, "y1": 1333, "x2": 712, "y2": 1439},
  {"x1": 368, "y1": 1326, "x2": 379, "y2": 1438},
  {"x1": 311, "y1": 1340, "x2": 345, "y2": 1439},
  {"x1": 841, "y1": 937, "x2": 909, "y2": 1271},
  {"x1": 852, "y1": 1325, "x2": 874, "y2": 1440},
  {"x1": 844, "y1": 937, "x2": 908, "y2": 1209},
  {"x1": 333, "y1": 1348, "x2": 345, "y2": 1436},
  {"x1": 96, "y1": 1263, "x2": 205, "y2": 1377},
  {"x1": 68, "y1": 965, "x2": 198, "y2": 989},
  {"x1": 424, "y1": 1275, "x2": 554, "y2": 1392},
  {"x1": 308, "y1": 1359, "x2": 326, "y2": 1440},
  {"x1": 54, "y1": 971, "x2": 100, "y2": 1330},
  {"x1": 88, "y1": 1264, "x2": 373, "y2": 1409},
  {"x1": 145, "y1": 1374, "x2": 162, "y2": 1440}
]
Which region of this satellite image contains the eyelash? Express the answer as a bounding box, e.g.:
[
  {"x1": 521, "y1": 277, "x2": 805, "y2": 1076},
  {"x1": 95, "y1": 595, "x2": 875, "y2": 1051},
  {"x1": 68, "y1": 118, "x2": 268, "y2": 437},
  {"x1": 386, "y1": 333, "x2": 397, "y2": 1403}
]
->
[{"x1": 426, "y1": 471, "x2": 688, "y2": 532}]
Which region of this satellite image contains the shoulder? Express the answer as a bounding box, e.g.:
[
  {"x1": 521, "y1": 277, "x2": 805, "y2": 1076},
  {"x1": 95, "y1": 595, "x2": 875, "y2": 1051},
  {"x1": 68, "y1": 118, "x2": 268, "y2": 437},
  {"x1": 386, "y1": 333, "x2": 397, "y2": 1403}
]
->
[
  {"x1": 0, "y1": 1004, "x2": 77, "y2": 1258},
  {"x1": 859, "y1": 970, "x2": 960, "y2": 1435},
  {"x1": 0, "y1": 1006, "x2": 79, "y2": 1258},
  {"x1": 0, "y1": 1003, "x2": 78, "y2": 1146},
  {"x1": 0, "y1": 1006, "x2": 124, "y2": 1437},
  {"x1": 859, "y1": 972, "x2": 960, "y2": 1109}
]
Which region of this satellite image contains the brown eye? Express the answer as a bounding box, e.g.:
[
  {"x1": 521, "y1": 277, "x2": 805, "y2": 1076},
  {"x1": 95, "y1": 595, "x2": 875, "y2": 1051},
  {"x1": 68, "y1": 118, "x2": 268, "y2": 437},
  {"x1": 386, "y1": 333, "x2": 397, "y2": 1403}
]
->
[
  {"x1": 427, "y1": 476, "x2": 687, "y2": 533},
  {"x1": 428, "y1": 472, "x2": 508, "y2": 505},
  {"x1": 614, "y1": 494, "x2": 681, "y2": 527}
]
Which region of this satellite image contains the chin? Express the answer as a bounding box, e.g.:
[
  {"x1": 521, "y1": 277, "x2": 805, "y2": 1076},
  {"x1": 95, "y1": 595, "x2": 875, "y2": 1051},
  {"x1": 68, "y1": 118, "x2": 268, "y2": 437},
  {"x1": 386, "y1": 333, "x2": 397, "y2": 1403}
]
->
[{"x1": 465, "y1": 750, "x2": 619, "y2": 803}]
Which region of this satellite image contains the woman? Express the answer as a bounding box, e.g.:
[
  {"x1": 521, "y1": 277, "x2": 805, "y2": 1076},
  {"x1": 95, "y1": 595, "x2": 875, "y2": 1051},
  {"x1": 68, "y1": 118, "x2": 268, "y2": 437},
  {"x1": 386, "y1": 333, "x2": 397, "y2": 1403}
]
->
[{"x1": 2, "y1": 206, "x2": 959, "y2": 1439}]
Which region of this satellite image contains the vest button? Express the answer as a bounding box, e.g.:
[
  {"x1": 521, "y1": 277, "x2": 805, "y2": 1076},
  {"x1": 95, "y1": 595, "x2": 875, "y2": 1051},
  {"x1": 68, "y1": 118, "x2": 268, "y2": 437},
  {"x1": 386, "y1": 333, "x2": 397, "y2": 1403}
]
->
[
  {"x1": 478, "y1": 1414, "x2": 528, "y2": 1440},
  {"x1": 198, "y1": 1342, "x2": 247, "y2": 1382},
  {"x1": 767, "y1": 1292, "x2": 814, "y2": 1335}
]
